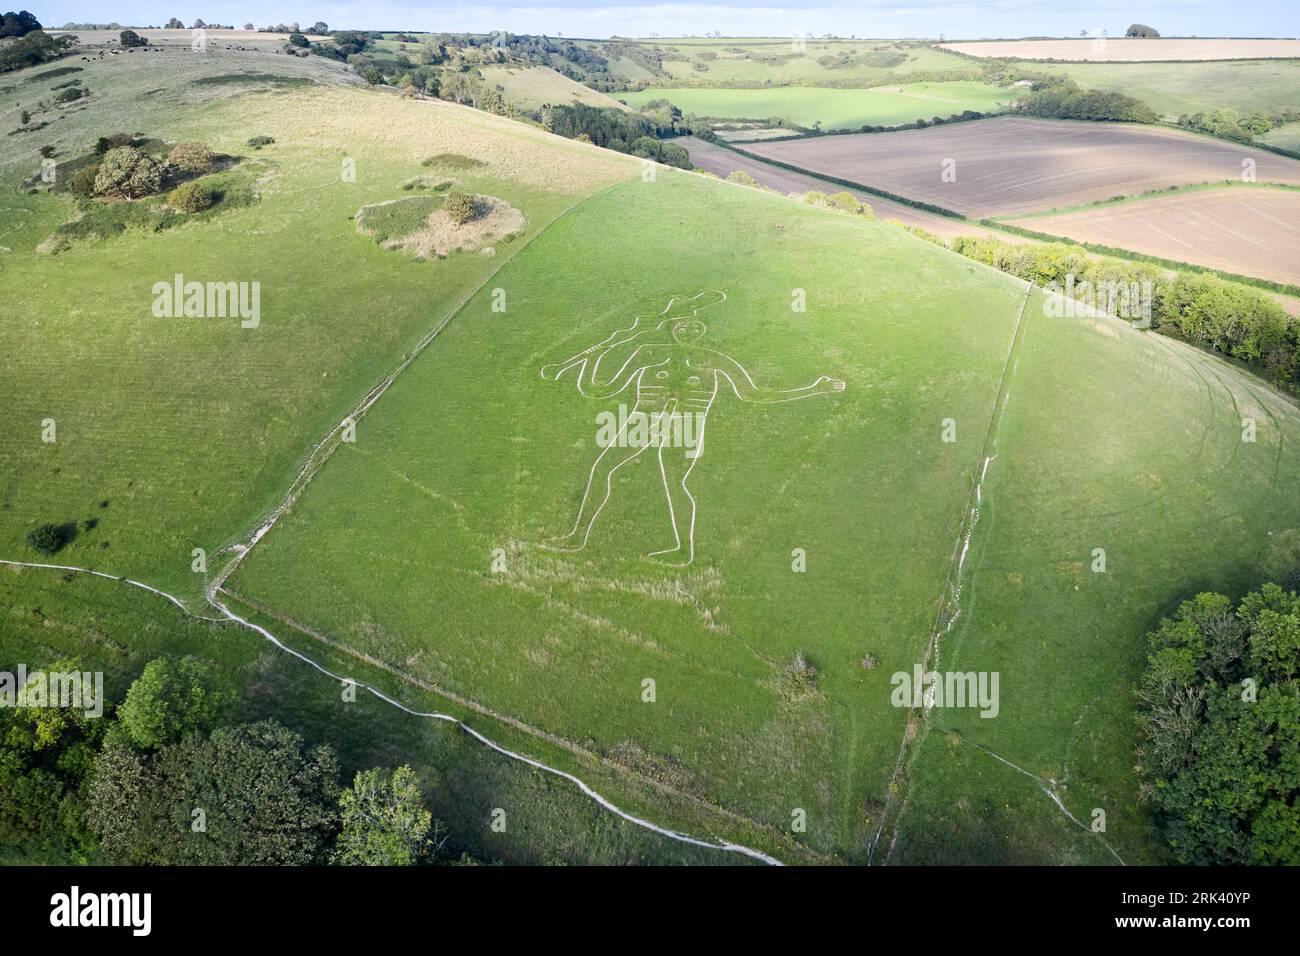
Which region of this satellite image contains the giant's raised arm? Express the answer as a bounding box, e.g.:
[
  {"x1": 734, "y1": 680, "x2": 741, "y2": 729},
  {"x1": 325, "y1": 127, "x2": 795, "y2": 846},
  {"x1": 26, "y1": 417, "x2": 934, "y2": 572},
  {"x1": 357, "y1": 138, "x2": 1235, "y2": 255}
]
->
[{"x1": 704, "y1": 352, "x2": 845, "y2": 403}]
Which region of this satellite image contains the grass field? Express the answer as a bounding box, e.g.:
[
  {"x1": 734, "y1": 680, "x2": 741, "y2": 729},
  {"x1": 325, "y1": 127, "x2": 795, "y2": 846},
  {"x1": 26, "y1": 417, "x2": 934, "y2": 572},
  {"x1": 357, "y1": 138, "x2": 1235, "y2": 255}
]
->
[
  {"x1": 744, "y1": 117, "x2": 1300, "y2": 217},
  {"x1": 5, "y1": 40, "x2": 1300, "y2": 866},
  {"x1": 616, "y1": 81, "x2": 1013, "y2": 130},
  {"x1": 49, "y1": 28, "x2": 333, "y2": 48},
  {"x1": 591, "y1": 38, "x2": 975, "y2": 85},
  {"x1": 889, "y1": 292, "x2": 1300, "y2": 864},
  {"x1": 226, "y1": 171, "x2": 1034, "y2": 860},
  {"x1": 1000, "y1": 59, "x2": 1300, "y2": 122},
  {"x1": 480, "y1": 65, "x2": 630, "y2": 111},
  {"x1": 0, "y1": 62, "x2": 635, "y2": 606},
  {"x1": 0, "y1": 568, "x2": 747, "y2": 864}
]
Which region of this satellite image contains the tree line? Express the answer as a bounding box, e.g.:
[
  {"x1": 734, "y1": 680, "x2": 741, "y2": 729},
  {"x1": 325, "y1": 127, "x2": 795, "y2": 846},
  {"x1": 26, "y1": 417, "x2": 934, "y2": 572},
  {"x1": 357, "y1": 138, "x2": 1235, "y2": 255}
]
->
[
  {"x1": 934, "y1": 233, "x2": 1300, "y2": 394},
  {"x1": 1015, "y1": 78, "x2": 1157, "y2": 124},
  {"x1": 542, "y1": 102, "x2": 699, "y2": 166},
  {"x1": 0, "y1": 656, "x2": 453, "y2": 865},
  {"x1": 1136, "y1": 583, "x2": 1299, "y2": 864}
]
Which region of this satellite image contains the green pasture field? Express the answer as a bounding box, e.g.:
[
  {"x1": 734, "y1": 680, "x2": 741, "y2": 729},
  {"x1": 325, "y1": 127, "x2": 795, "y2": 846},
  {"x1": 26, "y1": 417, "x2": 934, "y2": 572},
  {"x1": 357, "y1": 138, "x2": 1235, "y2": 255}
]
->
[
  {"x1": 0, "y1": 58, "x2": 635, "y2": 606},
  {"x1": 479, "y1": 65, "x2": 631, "y2": 111},
  {"x1": 617, "y1": 81, "x2": 1014, "y2": 130},
  {"x1": 0, "y1": 567, "x2": 745, "y2": 865},
  {"x1": 227, "y1": 169, "x2": 1040, "y2": 861},
  {"x1": 6, "y1": 43, "x2": 1300, "y2": 866},
  {"x1": 890, "y1": 296, "x2": 1300, "y2": 864},
  {"x1": 598, "y1": 38, "x2": 975, "y2": 85},
  {"x1": 1001, "y1": 58, "x2": 1300, "y2": 122},
  {"x1": 988, "y1": 180, "x2": 1300, "y2": 222}
]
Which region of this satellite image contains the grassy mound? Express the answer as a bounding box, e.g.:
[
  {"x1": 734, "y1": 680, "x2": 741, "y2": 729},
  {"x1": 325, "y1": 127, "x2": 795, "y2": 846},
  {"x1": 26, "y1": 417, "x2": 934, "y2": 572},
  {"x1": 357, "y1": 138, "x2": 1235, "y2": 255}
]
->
[{"x1": 356, "y1": 195, "x2": 437, "y2": 244}]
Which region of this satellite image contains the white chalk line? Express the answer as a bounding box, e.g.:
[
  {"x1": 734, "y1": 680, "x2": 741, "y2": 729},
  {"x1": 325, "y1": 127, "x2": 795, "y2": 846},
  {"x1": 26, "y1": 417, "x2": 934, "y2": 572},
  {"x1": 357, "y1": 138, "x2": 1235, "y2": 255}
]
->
[
  {"x1": 1, "y1": 189, "x2": 786, "y2": 865},
  {"x1": 975, "y1": 744, "x2": 1126, "y2": 865},
  {"x1": 0, "y1": 558, "x2": 226, "y2": 622},
  {"x1": 1, "y1": 557, "x2": 783, "y2": 866},
  {"x1": 868, "y1": 284, "x2": 1033, "y2": 865},
  {"x1": 543, "y1": 292, "x2": 844, "y2": 565}
]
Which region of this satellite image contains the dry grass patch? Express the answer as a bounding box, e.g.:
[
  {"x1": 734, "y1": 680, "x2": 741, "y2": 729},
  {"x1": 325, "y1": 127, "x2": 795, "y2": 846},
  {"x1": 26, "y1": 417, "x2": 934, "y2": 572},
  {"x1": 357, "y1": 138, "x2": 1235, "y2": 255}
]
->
[
  {"x1": 357, "y1": 193, "x2": 526, "y2": 260},
  {"x1": 230, "y1": 87, "x2": 637, "y2": 194}
]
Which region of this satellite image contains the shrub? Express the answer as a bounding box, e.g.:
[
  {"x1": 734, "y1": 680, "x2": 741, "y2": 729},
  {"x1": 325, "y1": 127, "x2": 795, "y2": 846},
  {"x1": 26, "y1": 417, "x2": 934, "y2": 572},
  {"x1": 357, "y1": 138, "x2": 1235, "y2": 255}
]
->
[
  {"x1": 421, "y1": 152, "x2": 485, "y2": 171},
  {"x1": 70, "y1": 162, "x2": 99, "y2": 197},
  {"x1": 25, "y1": 523, "x2": 63, "y2": 554},
  {"x1": 119, "y1": 656, "x2": 234, "y2": 749},
  {"x1": 119, "y1": 29, "x2": 147, "y2": 47},
  {"x1": 53, "y1": 86, "x2": 84, "y2": 103},
  {"x1": 287, "y1": 32, "x2": 309, "y2": 48},
  {"x1": 726, "y1": 170, "x2": 759, "y2": 188},
  {"x1": 169, "y1": 180, "x2": 214, "y2": 212},
  {"x1": 829, "y1": 191, "x2": 875, "y2": 217},
  {"x1": 442, "y1": 189, "x2": 478, "y2": 225},
  {"x1": 246, "y1": 135, "x2": 274, "y2": 149},
  {"x1": 95, "y1": 132, "x2": 135, "y2": 154},
  {"x1": 785, "y1": 651, "x2": 819, "y2": 692},
  {"x1": 167, "y1": 140, "x2": 215, "y2": 175},
  {"x1": 1018, "y1": 80, "x2": 1157, "y2": 124},
  {"x1": 93, "y1": 145, "x2": 163, "y2": 198}
]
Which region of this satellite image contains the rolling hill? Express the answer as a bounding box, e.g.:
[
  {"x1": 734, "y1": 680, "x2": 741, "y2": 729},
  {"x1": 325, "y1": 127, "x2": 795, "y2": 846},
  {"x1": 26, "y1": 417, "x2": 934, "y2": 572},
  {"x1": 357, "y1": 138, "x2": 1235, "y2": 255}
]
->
[{"x1": 3, "y1": 36, "x2": 1299, "y2": 866}]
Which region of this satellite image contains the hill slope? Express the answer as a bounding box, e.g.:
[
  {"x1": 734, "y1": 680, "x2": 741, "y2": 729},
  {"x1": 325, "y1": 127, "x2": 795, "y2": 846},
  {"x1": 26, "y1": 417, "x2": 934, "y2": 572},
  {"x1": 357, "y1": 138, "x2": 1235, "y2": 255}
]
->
[{"x1": 4, "y1": 50, "x2": 1300, "y2": 865}]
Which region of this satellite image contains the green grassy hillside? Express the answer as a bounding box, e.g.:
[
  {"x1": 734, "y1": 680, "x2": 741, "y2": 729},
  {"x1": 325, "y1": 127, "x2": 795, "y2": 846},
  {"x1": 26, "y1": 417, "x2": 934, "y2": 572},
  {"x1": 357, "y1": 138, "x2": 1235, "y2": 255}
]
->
[
  {"x1": 1002, "y1": 58, "x2": 1300, "y2": 122},
  {"x1": 4, "y1": 44, "x2": 1299, "y2": 866},
  {"x1": 0, "y1": 74, "x2": 635, "y2": 604},
  {"x1": 227, "y1": 171, "x2": 1033, "y2": 860},
  {"x1": 598, "y1": 38, "x2": 974, "y2": 85},
  {"x1": 617, "y1": 81, "x2": 1012, "y2": 129},
  {"x1": 890, "y1": 300, "x2": 1300, "y2": 864}
]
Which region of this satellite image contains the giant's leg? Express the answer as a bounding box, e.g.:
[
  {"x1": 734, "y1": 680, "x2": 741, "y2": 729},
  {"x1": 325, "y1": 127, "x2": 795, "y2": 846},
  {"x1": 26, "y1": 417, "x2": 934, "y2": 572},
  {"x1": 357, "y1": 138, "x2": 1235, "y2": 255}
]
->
[
  {"x1": 543, "y1": 409, "x2": 652, "y2": 552},
  {"x1": 648, "y1": 410, "x2": 706, "y2": 566}
]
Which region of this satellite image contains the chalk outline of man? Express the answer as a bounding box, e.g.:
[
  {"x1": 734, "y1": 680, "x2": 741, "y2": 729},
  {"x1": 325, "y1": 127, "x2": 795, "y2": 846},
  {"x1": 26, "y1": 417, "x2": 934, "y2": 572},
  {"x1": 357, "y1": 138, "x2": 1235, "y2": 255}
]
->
[{"x1": 540, "y1": 291, "x2": 845, "y2": 565}]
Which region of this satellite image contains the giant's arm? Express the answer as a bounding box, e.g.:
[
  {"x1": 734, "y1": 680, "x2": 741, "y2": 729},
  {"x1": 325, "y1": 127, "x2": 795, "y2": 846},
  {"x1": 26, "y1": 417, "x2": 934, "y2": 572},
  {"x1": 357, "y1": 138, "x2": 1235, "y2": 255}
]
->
[
  {"x1": 704, "y1": 352, "x2": 845, "y2": 403},
  {"x1": 542, "y1": 327, "x2": 640, "y2": 379},
  {"x1": 543, "y1": 336, "x2": 668, "y2": 398},
  {"x1": 576, "y1": 349, "x2": 658, "y2": 399}
]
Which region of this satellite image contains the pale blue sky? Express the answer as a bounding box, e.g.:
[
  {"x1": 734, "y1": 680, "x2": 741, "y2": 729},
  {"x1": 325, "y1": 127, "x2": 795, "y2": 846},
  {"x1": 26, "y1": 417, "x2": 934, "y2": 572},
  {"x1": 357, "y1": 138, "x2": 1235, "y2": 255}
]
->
[{"x1": 39, "y1": 1, "x2": 1300, "y2": 39}]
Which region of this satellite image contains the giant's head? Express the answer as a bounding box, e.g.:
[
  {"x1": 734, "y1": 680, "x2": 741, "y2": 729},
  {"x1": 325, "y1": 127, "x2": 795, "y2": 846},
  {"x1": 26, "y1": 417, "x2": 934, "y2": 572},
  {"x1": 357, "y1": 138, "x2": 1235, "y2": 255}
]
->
[{"x1": 671, "y1": 319, "x2": 706, "y2": 344}]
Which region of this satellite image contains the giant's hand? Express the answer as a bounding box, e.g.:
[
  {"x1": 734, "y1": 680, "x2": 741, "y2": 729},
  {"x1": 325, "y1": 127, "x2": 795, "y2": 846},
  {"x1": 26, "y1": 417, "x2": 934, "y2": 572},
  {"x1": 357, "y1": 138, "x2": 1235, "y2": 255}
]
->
[{"x1": 815, "y1": 375, "x2": 846, "y2": 393}]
